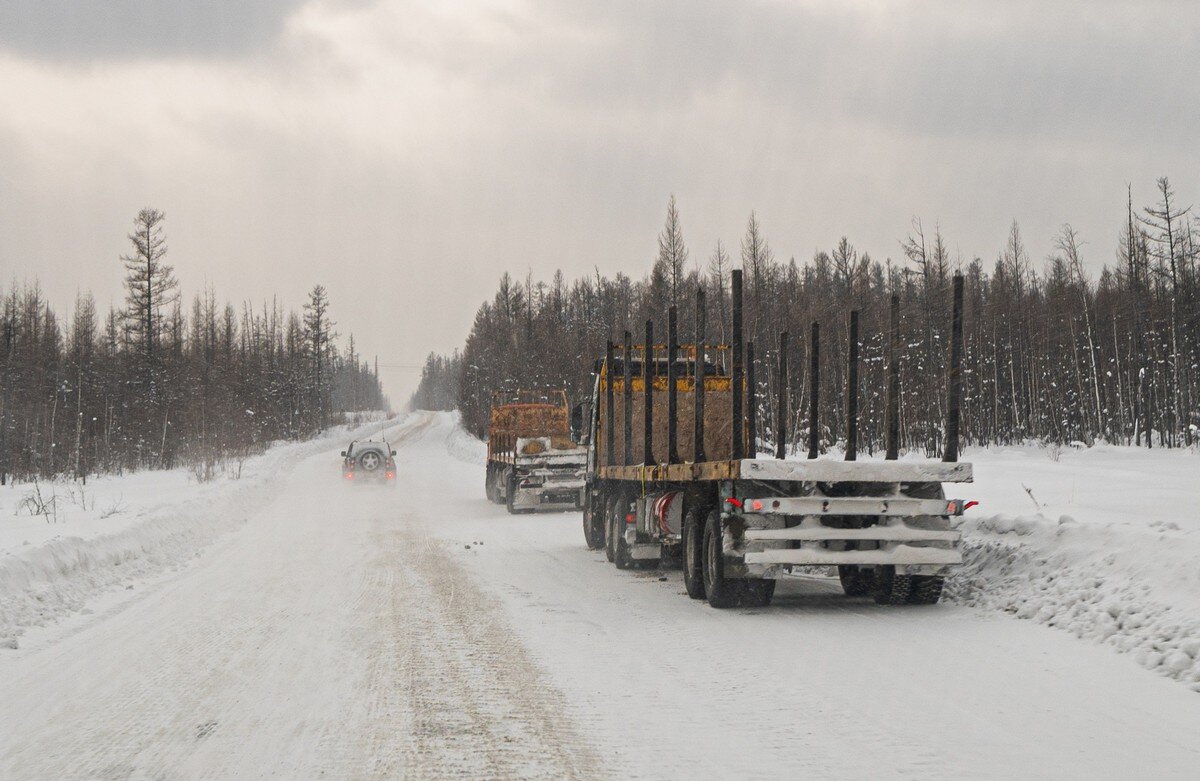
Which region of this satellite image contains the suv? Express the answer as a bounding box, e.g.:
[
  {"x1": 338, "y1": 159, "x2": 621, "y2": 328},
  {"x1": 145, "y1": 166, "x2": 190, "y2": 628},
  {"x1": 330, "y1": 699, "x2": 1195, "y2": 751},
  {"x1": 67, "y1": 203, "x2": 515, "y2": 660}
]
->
[{"x1": 341, "y1": 439, "x2": 397, "y2": 484}]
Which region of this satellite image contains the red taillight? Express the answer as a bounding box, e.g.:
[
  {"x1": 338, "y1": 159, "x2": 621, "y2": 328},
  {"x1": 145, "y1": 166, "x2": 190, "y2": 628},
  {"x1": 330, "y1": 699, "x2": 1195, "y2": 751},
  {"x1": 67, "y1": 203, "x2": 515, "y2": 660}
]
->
[
  {"x1": 386, "y1": 472, "x2": 395, "y2": 479},
  {"x1": 724, "y1": 497, "x2": 743, "y2": 509},
  {"x1": 625, "y1": 513, "x2": 636, "y2": 524},
  {"x1": 344, "y1": 472, "x2": 353, "y2": 480}
]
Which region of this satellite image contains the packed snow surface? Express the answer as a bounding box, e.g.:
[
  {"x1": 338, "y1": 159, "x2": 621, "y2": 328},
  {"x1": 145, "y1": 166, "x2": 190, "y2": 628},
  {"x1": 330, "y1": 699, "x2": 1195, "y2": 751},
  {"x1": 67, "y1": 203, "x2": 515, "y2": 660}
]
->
[{"x1": 0, "y1": 412, "x2": 1198, "y2": 778}]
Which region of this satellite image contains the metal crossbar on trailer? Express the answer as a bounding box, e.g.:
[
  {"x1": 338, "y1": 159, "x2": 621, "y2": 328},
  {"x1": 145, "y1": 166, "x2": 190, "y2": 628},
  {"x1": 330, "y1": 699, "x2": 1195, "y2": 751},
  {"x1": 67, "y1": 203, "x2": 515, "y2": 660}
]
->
[
  {"x1": 596, "y1": 459, "x2": 973, "y2": 484},
  {"x1": 579, "y1": 269, "x2": 974, "y2": 609}
]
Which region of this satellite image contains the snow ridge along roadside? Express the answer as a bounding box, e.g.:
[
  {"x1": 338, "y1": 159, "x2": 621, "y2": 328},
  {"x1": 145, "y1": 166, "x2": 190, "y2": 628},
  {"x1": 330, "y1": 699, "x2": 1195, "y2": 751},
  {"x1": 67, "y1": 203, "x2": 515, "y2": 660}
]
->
[
  {"x1": 949, "y1": 513, "x2": 1200, "y2": 691},
  {"x1": 0, "y1": 414, "x2": 409, "y2": 650}
]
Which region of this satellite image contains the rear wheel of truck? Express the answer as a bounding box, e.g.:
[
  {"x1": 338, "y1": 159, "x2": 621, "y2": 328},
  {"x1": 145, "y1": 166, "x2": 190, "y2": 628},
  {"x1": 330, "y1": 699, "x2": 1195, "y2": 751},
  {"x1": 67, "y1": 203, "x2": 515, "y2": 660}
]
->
[
  {"x1": 582, "y1": 490, "x2": 606, "y2": 550},
  {"x1": 484, "y1": 465, "x2": 497, "y2": 503},
  {"x1": 682, "y1": 504, "x2": 706, "y2": 599},
  {"x1": 505, "y1": 473, "x2": 520, "y2": 514},
  {"x1": 609, "y1": 493, "x2": 633, "y2": 570},
  {"x1": 907, "y1": 575, "x2": 945, "y2": 605},
  {"x1": 872, "y1": 565, "x2": 913, "y2": 605},
  {"x1": 702, "y1": 511, "x2": 745, "y2": 608},
  {"x1": 838, "y1": 565, "x2": 874, "y2": 597}
]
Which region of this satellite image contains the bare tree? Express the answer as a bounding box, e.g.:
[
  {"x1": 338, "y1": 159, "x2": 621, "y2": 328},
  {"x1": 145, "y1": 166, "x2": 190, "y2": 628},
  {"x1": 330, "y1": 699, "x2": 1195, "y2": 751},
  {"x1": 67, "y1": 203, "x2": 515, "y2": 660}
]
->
[
  {"x1": 1140, "y1": 177, "x2": 1192, "y2": 444},
  {"x1": 121, "y1": 208, "x2": 177, "y2": 400},
  {"x1": 741, "y1": 212, "x2": 773, "y2": 337},
  {"x1": 707, "y1": 240, "x2": 730, "y2": 342},
  {"x1": 303, "y1": 285, "x2": 336, "y2": 430},
  {"x1": 655, "y1": 194, "x2": 689, "y2": 317}
]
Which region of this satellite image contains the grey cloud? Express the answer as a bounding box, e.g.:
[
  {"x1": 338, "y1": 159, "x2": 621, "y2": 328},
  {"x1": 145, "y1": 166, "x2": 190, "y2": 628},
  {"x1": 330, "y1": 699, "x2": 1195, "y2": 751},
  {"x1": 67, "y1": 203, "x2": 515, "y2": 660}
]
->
[
  {"x1": 410, "y1": 0, "x2": 1199, "y2": 144},
  {"x1": 0, "y1": 0, "x2": 310, "y2": 60}
]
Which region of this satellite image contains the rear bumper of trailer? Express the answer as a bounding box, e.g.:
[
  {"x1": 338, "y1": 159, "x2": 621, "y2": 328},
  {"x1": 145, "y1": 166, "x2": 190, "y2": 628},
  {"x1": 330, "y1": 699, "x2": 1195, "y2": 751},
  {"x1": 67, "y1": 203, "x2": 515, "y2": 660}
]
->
[
  {"x1": 508, "y1": 483, "x2": 585, "y2": 511},
  {"x1": 729, "y1": 493, "x2": 968, "y2": 579}
]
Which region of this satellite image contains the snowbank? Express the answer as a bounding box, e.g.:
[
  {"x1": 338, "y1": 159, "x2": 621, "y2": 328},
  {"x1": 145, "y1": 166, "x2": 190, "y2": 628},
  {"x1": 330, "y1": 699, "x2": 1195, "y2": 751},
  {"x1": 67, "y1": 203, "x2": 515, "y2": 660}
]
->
[
  {"x1": 947, "y1": 443, "x2": 1200, "y2": 691},
  {"x1": 0, "y1": 414, "x2": 404, "y2": 649},
  {"x1": 442, "y1": 412, "x2": 487, "y2": 465}
]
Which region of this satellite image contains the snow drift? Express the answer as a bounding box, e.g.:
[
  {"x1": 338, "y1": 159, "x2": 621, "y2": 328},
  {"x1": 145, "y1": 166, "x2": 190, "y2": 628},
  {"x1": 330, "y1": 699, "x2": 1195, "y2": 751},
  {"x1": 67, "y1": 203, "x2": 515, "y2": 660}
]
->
[
  {"x1": 949, "y1": 512, "x2": 1200, "y2": 690},
  {"x1": 0, "y1": 415, "x2": 402, "y2": 649}
]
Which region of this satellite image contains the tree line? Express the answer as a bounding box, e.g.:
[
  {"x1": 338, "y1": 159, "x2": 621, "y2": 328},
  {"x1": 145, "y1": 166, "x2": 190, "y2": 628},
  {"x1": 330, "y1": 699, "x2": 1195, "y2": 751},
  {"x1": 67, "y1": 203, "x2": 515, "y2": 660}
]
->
[
  {"x1": 1, "y1": 208, "x2": 388, "y2": 484},
  {"x1": 419, "y1": 183, "x2": 1200, "y2": 454}
]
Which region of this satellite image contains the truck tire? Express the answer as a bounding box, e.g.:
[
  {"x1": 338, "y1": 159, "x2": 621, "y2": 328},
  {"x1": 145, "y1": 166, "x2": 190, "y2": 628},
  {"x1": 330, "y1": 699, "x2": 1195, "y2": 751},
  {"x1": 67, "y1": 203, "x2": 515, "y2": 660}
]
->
[
  {"x1": 872, "y1": 565, "x2": 913, "y2": 605},
  {"x1": 838, "y1": 565, "x2": 874, "y2": 597},
  {"x1": 603, "y1": 495, "x2": 618, "y2": 563},
  {"x1": 505, "y1": 473, "x2": 520, "y2": 514},
  {"x1": 582, "y1": 490, "x2": 606, "y2": 550},
  {"x1": 682, "y1": 504, "x2": 706, "y2": 599},
  {"x1": 907, "y1": 575, "x2": 945, "y2": 605},
  {"x1": 702, "y1": 510, "x2": 746, "y2": 608},
  {"x1": 609, "y1": 493, "x2": 633, "y2": 570},
  {"x1": 485, "y1": 465, "x2": 497, "y2": 503},
  {"x1": 491, "y1": 467, "x2": 506, "y2": 504}
]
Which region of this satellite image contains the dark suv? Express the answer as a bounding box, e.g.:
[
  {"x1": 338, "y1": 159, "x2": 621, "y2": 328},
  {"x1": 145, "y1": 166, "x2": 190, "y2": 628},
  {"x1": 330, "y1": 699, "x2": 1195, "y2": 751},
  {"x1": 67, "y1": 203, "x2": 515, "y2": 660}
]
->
[{"x1": 341, "y1": 439, "x2": 397, "y2": 484}]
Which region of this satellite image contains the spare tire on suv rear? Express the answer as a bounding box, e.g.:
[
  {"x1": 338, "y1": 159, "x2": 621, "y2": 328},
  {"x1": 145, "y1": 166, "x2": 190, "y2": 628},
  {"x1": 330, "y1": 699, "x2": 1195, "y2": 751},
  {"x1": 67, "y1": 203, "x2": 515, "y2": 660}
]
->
[{"x1": 358, "y1": 449, "x2": 384, "y2": 471}]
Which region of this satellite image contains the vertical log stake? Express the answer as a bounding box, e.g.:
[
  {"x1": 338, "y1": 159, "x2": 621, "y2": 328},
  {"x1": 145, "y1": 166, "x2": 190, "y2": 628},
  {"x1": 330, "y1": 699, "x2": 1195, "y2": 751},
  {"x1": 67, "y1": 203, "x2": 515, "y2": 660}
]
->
[
  {"x1": 944, "y1": 275, "x2": 964, "y2": 462},
  {"x1": 775, "y1": 331, "x2": 789, "y2": 460},
  {"x1": 808, "y1": 321, "x2": 820, "y2": 459},
  {"x1": 846, "y1": 310, "x2": 860, "y2": 461},
  {"x1": 886, "y1": 294, "x2": 901, "y2": 460},
  {"x1": 644, "y1": 319, "x2": 655, "y2": 465},
  {"x1": 731, "y1": 270, "x2": 744, "y2": 460},
  {"x1": 694, "y1": 288, "x2": 707, "y2": 463}
]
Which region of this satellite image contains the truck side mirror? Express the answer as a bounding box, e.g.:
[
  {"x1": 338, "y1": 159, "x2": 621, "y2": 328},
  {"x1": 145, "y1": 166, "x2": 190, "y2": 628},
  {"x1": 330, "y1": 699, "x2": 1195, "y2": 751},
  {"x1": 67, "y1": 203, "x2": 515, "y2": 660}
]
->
[
  {"x1": 340, "y1": 451, "x2": 347, "y2": 457},
  {"x1": 391, "y1": 449, "x2": 397, "y2": 456}
]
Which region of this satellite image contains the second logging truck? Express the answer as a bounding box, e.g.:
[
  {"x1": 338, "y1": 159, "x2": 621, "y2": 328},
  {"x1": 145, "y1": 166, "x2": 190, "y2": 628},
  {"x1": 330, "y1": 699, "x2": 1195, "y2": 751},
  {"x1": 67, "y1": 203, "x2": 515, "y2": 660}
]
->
[
  {"x1": 485, "y1": 389, "x2": 588, "y2": 513},
  {"x1": 579, "y1": 269, "x2": 976, "y2": 608}
]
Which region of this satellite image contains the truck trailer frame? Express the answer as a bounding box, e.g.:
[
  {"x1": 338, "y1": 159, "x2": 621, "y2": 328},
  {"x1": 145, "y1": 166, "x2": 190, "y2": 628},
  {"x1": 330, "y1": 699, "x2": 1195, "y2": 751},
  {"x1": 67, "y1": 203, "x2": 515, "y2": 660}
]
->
[{"x1": 580, "y1": 270, "x2": 973, "y2": 608}]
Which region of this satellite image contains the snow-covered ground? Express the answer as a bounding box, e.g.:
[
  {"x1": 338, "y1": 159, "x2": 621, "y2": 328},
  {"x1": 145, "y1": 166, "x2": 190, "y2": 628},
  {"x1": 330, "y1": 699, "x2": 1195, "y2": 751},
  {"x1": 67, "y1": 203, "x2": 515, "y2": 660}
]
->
[
  {"x1": 0, "y1": 414, "x2": 397, "y2": 650},
  {"x1": 1, "y1": 412, "x2": 1198, "y2": 778}
]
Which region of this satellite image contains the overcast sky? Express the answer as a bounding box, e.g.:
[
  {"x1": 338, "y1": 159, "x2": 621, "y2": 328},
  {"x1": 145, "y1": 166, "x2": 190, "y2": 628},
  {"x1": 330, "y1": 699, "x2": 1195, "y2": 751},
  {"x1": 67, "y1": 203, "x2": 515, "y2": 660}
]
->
[{"x1": 1, "y1": 0, "x2": 1197, "y2": 401}]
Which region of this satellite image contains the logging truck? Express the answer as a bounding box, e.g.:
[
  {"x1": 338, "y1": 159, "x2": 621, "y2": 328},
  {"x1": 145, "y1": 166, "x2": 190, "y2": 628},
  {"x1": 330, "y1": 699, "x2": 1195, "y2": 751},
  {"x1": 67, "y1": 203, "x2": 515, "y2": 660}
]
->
[
  {"x1": 485, "y1": 389, "x2": 588, "y2": 513},
  {"x1": 579, "y1": 269, "x2": 975, "y2": 608}
]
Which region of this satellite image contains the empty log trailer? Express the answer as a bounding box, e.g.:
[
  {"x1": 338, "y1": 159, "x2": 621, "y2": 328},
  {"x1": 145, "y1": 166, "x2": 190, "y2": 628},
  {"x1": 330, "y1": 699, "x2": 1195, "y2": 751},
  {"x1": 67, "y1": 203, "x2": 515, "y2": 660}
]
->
[
  {"x1": 580, "y1": 270, "x2": 975, "y2": 608},
  {"x1": 486, "y1": 389, "x2": 588, "y2": 513}
]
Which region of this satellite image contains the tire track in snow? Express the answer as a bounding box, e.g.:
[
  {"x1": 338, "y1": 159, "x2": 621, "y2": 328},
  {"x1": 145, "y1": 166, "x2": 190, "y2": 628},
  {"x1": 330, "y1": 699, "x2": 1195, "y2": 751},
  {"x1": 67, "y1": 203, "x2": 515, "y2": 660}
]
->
[{"x1": 357, "y1": 519, "x2": 602, "y2": 780}]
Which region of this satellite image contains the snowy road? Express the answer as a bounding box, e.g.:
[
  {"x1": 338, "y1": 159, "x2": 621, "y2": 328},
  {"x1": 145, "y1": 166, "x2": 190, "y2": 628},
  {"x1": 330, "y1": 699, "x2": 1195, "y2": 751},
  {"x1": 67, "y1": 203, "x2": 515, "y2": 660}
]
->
[{"x1": 2, "y1": 411, "x2": 1199, "y2": 779}]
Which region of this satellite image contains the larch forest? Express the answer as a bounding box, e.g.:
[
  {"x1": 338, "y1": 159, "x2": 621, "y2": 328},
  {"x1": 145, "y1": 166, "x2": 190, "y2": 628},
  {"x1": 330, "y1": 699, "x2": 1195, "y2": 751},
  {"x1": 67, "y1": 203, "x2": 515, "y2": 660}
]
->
[
  {"x1": 0, "y1": 208, "x2": 388, "y2": 484},
  {"x1": 415, "y1": 181, "x2": 1200, "y2": 455}
]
